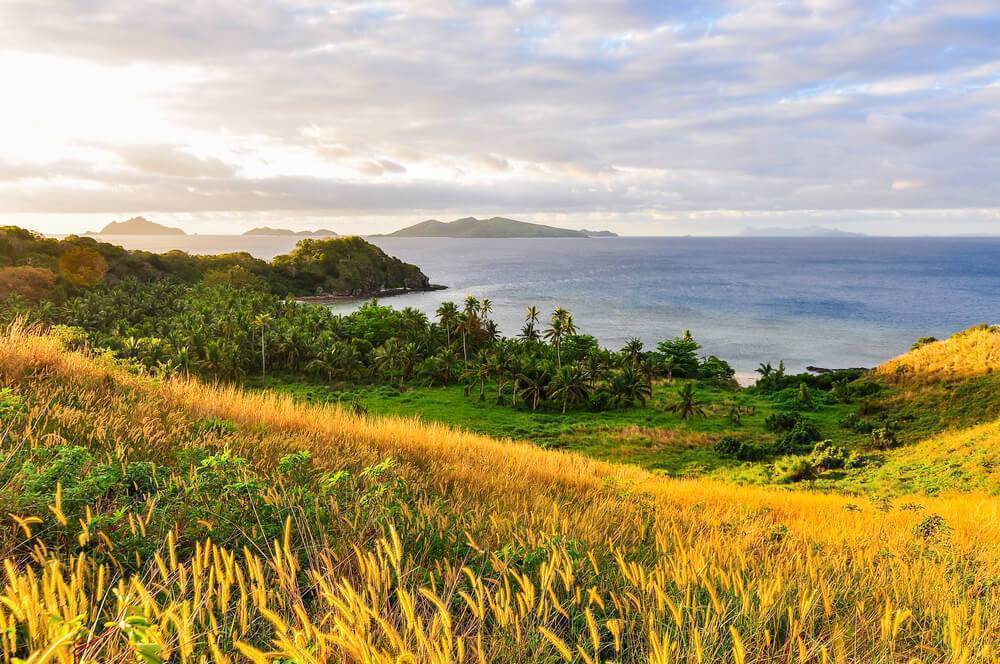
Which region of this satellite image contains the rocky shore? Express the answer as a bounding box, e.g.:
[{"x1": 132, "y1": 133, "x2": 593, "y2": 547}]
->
[{"x1": 296, "y1": 284, "x2": 447, "y2": 305}]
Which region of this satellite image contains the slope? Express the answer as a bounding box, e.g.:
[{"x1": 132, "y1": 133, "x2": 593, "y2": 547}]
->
[{"x1": 0, "y1": 325, "x2": 996, "y2": 662}]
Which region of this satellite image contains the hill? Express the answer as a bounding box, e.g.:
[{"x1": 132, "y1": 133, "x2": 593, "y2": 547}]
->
[
  {"x1": 90, "y1": 216, "x2": 186, "y2": 235},
  {"x1": 738, "y1": 226, "x2": 867, "y2": 238},
  {"x1": 243, "y1": 227, "x2": 338, "y2": 237},
  {"x1": 0, "y1": 325, "x2": 995, "y2": 662},
  {"x1": 387, "y1": 216, "x2": 613, "y2": 238},
  {"x1": 0, "y1": 226, "x2": 433, "y2": 299},
  {"x1": 877, "y1": 324, "x2": 1000, "y2": 383}
]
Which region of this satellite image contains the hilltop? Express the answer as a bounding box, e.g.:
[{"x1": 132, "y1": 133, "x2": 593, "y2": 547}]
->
[
  {"x1": 89, "y1": 216, "x2": 186, "y2": 235},
  {"x1": 386, "y1": 216, "x2": 616, "y2": 238},
  {"x1": 243, "y1": 227, "x2": 338, "y2": 237},
  {"x1": 0, "y1": 325, "x2": 995, "y2": 662},
  {"x1": 0, "y1": 226, "x2": 433, "y2": 299}
]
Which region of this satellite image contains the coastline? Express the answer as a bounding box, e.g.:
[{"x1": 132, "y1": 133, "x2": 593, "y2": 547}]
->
[{"x1": 296, "y1": 284, "x2": 447, "y2": 305}]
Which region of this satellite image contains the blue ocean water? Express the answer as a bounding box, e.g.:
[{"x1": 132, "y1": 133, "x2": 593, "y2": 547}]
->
[{"x1": 92, "y1": 235, "x2": 1000, "y2": 373}]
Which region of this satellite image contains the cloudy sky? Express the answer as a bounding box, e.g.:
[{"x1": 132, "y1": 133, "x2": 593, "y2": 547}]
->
[{"x1": 1, "y1": 0, "x2": 998, "y2": 236}]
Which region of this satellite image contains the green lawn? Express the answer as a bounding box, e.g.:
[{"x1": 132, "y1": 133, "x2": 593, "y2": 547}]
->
[{"x1": 249, "y1": 376, "x2": 870, "y2": 482}]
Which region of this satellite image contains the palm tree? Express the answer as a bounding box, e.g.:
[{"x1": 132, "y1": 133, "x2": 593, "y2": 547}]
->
[
  {"x1": 544, "y1": 307, "x2": 576, "y2": 369},
  {"x1": 660, "y1": 355, "x2": 679, "y2": 382},
  {"x1": 480, "y1": 298, "x2": 493, "y2": 317},
  {"x1": 463, "y1": 296, "x2": 480, "y2": 317},
  {"x1": 397, "y1": 343, "x2": 418, "y2": 388},
  {"x1": 519, "y1": 321, "x2": 540, "y2": 343},
  {"x1": 464, "y1": 350, "x2": 492, "y2": 402},
  {"x1": 755, "y1": 361, "x2": 774, "y2": 378},
  {"x1": 253, "y1": 313, "x2": 272, "y2": 377},
  {"x1": 623, "y1": 337, "x2": 644, "y2": 367},
  {"x1": 548, "y1": 364, "x2": 590, "y2": 414},
  {"x1": 435, "y1": 302, "x2": 458, "y2": 346},
  {"x1": 667, "y1": 382, "x2": 707, "y2": 422},
  {"x1": 609, "y1": 366, "x2": 652, "y2": 407},
  {"x1": 525, "y1": 305, "x2": 539, "y2": 326}
]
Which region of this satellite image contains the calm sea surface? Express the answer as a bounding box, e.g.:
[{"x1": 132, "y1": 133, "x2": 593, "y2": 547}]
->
[{"x1": 91, "y1": 235, "x2": 1000, "y2": 373}]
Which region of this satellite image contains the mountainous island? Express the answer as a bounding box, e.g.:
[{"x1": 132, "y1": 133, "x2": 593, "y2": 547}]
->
[
  {"x1": 243, "y1": 227, "x2": 339, "y2": 237},
  {"x1": 738, "y1": 226, "x2": 868, "y2": 238},
  {"x1": 386, "y1": 216, "x2": 617, "y2": 238},
  {"x1": 89, "y1": 216, "x2": 186, "y2": 235}
]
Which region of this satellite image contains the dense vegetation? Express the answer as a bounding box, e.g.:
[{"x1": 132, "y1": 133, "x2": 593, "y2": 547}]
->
[
  {"x1": 0, "y1": 230, "x2": 997, "y2": 660},
  {"x1": 3, "y1": 226, "x2": 987, "y2": 493},
  {"x1": 0, "y1": 327, "x2": 995, "y2": 662},
  {"x1": 0, "y1": 226, "x2": 430, "y2": 300}
]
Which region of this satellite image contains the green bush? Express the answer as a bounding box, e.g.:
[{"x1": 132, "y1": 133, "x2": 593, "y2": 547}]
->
[
  {"x1": 764, "y1": 411, "x2": 799, "y2": 432},
  {"x1": 808, "y1": 440, "x2": 849, "y2": 470},
  {"x1": 775, "y1": 420, "x2": 822, "y2": 453},
  {"x1": 773, "y1": 456, "x2": 816, "y2": 483},
  {"x1": 0, "y1": 388, "x2": 25, "y2": 422}
]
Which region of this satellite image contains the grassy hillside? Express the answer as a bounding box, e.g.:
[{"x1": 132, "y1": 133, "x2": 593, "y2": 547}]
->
[
  {"x1": 0, "y1": 325, "x2": 996, "y2": 662},
  {"x1": 877, "y1": 325, "x2": 1000, "y2": 384}
]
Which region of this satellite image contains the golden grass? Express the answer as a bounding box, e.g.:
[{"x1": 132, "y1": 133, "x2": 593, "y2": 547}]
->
[
  {"x1": 877, "y1": 325, "x2": 1000, "y2": 383},
  {"x1": 0, "y1": 324, "x2": 998, "y2": 662}
]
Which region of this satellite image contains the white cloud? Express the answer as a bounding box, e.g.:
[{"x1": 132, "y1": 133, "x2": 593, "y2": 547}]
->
[{"x1": 0, "y1": 0, "x2": 997, "y2": 233}]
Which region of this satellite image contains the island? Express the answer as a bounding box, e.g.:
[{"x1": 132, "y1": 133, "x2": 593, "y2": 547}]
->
[
  {"x1": 243, "y1": 227, "x2": 339, "y2": 237},
  {"x1": 89, "y1": 216, "x2": 186, "y2": 235},
  {"x1": 385, "y1": 216, "x2": 616, "y2": 238},
  {"x1": 738, "y1": 226, "x2": 867, "y2": 238}
]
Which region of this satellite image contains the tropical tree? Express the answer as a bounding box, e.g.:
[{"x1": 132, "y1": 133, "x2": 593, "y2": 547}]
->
[
  {"x1": 667, "y1": 382, "x2": 707, "y2": 421},
  {"x1": 548, "y1": 364, "x2": 590, "y2": 413},
  {"x1": 544, "y1": 307, "x2": 576, "y2": 369},
  {"x1": 253, "y1": 313, "x2": 272, "y2": 376},
  {"x1": 623, "y1": 337, "x2": 644, "y2": 367},
  {"x1": 656, "y1": 332, "x2": 701, "y2": 379},
  {"x1": 435, "y1": 301, "x2": 459, "y2": 346},
  {"x1": 608, "y1": 366, "x2": 652, "y2": 408}
]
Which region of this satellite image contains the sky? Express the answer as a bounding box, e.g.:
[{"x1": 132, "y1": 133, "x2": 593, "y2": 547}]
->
[{"x1": 1, "y1": 0, "x2": 998, "y2": 236}]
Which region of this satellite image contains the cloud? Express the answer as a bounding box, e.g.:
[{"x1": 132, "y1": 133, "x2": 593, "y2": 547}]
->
[
  {"x1": 118, "y1": 145, "x2": 235, "y2": 178},
  {"x1": 0, "y1": 0, "x2": 997, "y2": 232}
]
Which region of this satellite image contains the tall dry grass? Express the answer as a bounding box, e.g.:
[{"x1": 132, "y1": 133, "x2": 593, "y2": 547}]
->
[
  {"x1": 0, "y1": 324, "x2": 997, "y2": 662},
  {"x1": 877, "y1": 325, "x2": 1000, "y2": 383}
]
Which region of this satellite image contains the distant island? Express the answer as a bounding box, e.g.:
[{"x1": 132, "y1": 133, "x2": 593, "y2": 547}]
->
[
  {"x1": 385, "y1": 216, "x2": 617, "y2": 238},
  {"x1": 738, "y1": 226, "x2": 867, "y2": 238},
  {"x1": 243, "y1": 227, "x2": 338, "y2": 237},
  {"x1": 89, "y1": 216, "x2": 186, "y2": 235}
]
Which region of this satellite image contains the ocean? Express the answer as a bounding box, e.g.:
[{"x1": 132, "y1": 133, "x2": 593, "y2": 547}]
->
[{"x1": 91, "y1": 234, "x2": 1000, "y2": 374}]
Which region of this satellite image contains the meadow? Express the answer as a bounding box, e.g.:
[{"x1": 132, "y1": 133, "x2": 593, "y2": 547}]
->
[{"x1": 0, "y1": 324, "x2": 997, "y2": 662}]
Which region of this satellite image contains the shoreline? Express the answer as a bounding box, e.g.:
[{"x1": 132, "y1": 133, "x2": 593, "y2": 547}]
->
[{"x1": 296, "y1": 284, "x2": 447, "y2": 305}]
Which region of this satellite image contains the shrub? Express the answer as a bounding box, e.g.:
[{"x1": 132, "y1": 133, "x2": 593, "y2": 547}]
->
[
  {"x1": 764, "y1": 411, "x2": 799, "y2": 433},
  {"x1": 714, "y1": 436, "x2": 744, "y2": 457},
  {"x1": 0, "y1": 388, "x2": 26, "y2": 422},
  {"x1": 193, "y1": 417, "x2": 237, "y2": 437},
  {"x1": 58, "y1": 246, "x2": 108, "y2": 286},
  {"x1": 278, "y1": 450, "x2": 314, "y2": 484},
  {"x1": 808, "y1": 440, "x2": 850, "y2": 470},
  {"x1": 0, "y1": 266, "x2": 57, "y2": 302},
  {"x1": 913, "y1": 514, "x2": 949, "y2": 540},
  {"x1": 871, "y1": 426, "x2": 899, "y2": 450},
  {"x1": 773, "y1": 456, "x2": 816, "y2": 483},
  {"x1": 775, "y1": 420, "x2": 822, "y2": 453}
]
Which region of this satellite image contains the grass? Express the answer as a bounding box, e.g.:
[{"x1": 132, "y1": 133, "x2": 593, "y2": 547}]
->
[
  {"x1": 878, "y1": 324, "x2": 1000, "y2": 384},
  {"x1": 0, "y1": 325, "x2": 997, "y2": 661},
  {"x1": 250, "y1": 377, "x2": 869, "y2": 481}
]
